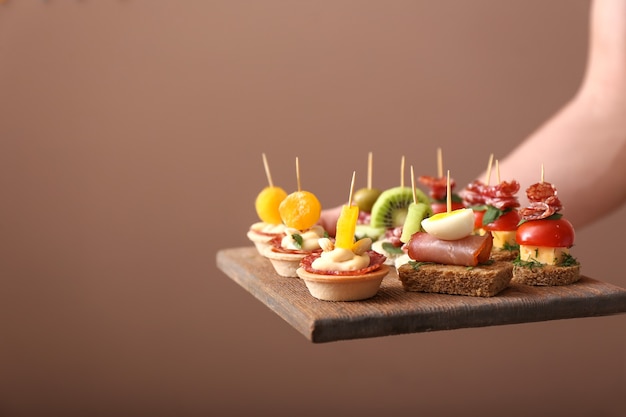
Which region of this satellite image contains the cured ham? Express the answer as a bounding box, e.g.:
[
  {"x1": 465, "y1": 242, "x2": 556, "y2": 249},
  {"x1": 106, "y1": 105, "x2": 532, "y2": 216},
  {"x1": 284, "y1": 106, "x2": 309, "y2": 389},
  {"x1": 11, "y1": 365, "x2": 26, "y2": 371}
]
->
[{"x1": 406, "y1": 232, "x2": 493, "y2": 266}]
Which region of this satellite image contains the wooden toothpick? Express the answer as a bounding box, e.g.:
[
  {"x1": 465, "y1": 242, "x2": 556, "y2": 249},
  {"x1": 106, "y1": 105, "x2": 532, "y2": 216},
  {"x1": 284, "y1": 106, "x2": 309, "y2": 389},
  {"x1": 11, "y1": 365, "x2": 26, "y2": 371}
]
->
[
  {"x1": 447, "y1": 170, "x2": 452, "y2": 213},
  {"x1": 400, "y1": 155, "x2": 405, "y2": 188},
  {"x1": 348, "y1": 171, "x2": 356, "y2": 206},
  {"x1": 496, "y1": 159, "x2": 501, "y2": 184},
  {"x1": 485, "y1": 153, "x2": 494, "y2": 185},
  {"x1": 437, "y1": 147, "x2": 443, "y2": 179},
  {"x1": 411, "y1": 165, "x2": 417, "y2": 204},
  {"x1": 295, "y1": 157, "x2": 301, "y2": 191},
  {"x1": 262, "y1": 153, "x2": 274, "y2": 187},
  {"x1": 541, "y1": 163, "x2": 545, "y2": 183},
  {"x1": 367, "y1": 151, "x2": 373, "y2": 190}
]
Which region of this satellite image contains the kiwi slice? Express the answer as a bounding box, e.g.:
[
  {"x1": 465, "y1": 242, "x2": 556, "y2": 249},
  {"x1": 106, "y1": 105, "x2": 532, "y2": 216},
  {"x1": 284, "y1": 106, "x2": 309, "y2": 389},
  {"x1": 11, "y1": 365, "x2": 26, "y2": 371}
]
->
[
  {"x1": 400, "y1": 202, "x2": 433, "y2": 243},
  {"x1": 370, "y1": 186, "x2": 430, "y2": 229},
  {"x1": 354, "y1": 224, "x2": 386, "y2": 241}
]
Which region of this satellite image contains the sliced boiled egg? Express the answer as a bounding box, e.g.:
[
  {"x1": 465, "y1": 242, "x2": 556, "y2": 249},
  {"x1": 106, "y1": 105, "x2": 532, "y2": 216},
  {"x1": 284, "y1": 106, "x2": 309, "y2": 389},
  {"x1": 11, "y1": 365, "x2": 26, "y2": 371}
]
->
[{"x1": 421, "y1": 208, "x2": 475, "y2": 240}]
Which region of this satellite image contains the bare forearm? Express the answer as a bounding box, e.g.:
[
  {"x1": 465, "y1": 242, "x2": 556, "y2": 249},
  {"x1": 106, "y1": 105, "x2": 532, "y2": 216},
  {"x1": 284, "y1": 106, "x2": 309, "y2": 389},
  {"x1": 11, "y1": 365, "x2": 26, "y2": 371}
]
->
[
  {"x1": 495, "y1": 95, "x2": 626, "y2": 230},
  {"x1": 493, "y1": 0, "x2": 626, "y2": 230}
]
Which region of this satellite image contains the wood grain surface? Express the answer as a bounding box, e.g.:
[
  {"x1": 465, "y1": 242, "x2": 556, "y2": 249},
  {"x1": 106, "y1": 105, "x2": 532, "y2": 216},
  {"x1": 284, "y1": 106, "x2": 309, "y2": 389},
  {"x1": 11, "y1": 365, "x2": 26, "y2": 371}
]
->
[{"x1": 217, "y1": 247, "x2": 626, "y2": 343}]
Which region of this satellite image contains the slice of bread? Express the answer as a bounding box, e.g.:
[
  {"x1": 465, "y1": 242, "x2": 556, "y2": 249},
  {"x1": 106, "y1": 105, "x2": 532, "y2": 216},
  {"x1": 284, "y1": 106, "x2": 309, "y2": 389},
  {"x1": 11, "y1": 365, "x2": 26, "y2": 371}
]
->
[
  {"x1": 397, "y1": 260, "x2": 513, "y2": 297},
  {"x1": 511, "y1": 264, "x2": 580, "y2": 286},
  {"x1": 490, "y1": 248, "x2": 519, "y2": 262}
]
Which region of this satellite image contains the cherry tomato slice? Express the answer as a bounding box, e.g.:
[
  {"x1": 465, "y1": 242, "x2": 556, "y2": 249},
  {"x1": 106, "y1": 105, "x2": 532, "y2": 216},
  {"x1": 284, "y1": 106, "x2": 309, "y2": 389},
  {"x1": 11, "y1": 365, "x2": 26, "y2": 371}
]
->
[
  {"x1": 516, "y1": 218, "x2": 575, "y2": 248},
  {"x1": 483, "y1": 209, "x2": 521, "y2": 232},
  {"x1": 473, "y1": 209, "x2": 485, "y2": 230}
]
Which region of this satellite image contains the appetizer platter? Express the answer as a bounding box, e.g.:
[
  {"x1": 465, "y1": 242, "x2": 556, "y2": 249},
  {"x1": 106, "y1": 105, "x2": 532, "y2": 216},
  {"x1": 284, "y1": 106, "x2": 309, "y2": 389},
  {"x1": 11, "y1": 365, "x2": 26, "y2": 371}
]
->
[
  {"x1": 225, "y1": 153, "x2": 626, "y2": 343},
  {"x1": 217, "y1": 246, "x2": 626, "y2": 343}
]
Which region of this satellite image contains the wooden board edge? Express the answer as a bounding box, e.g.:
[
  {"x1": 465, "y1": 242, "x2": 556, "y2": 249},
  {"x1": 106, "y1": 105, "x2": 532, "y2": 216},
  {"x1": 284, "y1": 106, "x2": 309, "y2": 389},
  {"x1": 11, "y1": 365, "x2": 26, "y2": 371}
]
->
[
  {"x1": 217, "y1": 247, "x2": 626, "y2": 344},
  {"x1": 216, "y1": 249, "x2": 316, "y2": 341}
]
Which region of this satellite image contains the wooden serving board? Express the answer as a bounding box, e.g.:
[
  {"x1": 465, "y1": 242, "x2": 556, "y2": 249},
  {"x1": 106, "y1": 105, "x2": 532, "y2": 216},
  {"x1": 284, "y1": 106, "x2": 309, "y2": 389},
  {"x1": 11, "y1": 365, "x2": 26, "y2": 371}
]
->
[{"x1": 216, "y1": 247, "x2": 626, "y2": 343}]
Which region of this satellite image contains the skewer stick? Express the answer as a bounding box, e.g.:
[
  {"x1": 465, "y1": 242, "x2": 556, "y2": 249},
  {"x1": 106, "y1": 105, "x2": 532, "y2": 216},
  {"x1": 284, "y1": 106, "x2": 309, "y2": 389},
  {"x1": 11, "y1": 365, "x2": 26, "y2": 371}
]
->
[
  {"x1": 410, "y1": 165, "x2": 417, "y2": 204},
  {"x1": 367, "y1": 151, "x2": 373, "y2": 189},
  {"x1": 495, "y1": 159, "x2": 501, "y2": 184},
  {"x1": 262, "y1": 153, "x2": 274, "y2": 187},
  {"x1": 437, "y1": 147, "x2": 443, "y2": 179},
  {"x1": 485, "y1": 153, "x2": 494, "y2": 185},
  {"x1": 446, "y1": 170, "x2": 452, "y2": 213},
  {"x1": 348, "y1": 171, "x2": 356, "y2": 207},
  {"x1": 295, "y1": 157, "x2": 301, "y2": 191},
  {"x1": 541, "y1": 163, "x2": 545, "y2": 183},
  {"x1": 400, "y1": 155, "x2": 405, "y2": 188}
]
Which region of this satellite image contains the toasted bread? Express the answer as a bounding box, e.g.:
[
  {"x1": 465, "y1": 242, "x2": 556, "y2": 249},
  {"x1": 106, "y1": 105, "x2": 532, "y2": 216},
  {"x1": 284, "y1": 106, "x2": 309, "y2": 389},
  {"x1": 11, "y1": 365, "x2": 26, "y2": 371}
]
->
[
  {"x1": 490, "y1": 247, "x2": 519, "y2": 262},
  {"x1": 397, "y1": 260, "x2": 513, "y2": 297},
  {"x1": 511, "y1": 263, "x2": 580, "y2": 286}
]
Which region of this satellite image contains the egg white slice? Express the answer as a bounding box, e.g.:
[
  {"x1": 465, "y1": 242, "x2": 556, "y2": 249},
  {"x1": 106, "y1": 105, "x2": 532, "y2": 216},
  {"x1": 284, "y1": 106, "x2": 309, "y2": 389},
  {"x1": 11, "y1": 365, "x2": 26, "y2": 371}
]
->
[{"x1": 421, "y1": 208, "x2": 475, "y2": 240}]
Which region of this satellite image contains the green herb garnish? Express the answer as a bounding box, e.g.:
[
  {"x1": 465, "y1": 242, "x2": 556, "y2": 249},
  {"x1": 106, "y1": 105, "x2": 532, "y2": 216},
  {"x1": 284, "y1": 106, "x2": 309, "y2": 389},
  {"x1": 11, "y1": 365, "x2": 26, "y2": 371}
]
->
[
  {"x1": 291, "y1": 233, "x2": 303, "y2": 249},
  {"x1": 482, "y1": 206, "x2": 515, "y2": 226},
  {"x1": 482, "y1": 206, "x2": 503, "y2": 225},
  {"x1": 517, "y1": 212, "x2": 562, "y2": 226},
  {"x1": 512, "y1": 254, "x2": 544, "y2": 270},
  {"x1": 560, "y1": 253, "x2": 579, "y2": 267},
  {"x1": 502, "y1": 241, "x2": 520, "y2": 251},
  {"x1": 470, "y1": 204, "x2": 488, "y2": 212},
  {"x1": 382, "y1": 241, "x2": 405, "y2": 255},
  {"x1": 408, "y1": 260, "x2": 434, "y2": 271},
  {"x1": 513, "y1": 251, "x2": 578, "y2": 268}
]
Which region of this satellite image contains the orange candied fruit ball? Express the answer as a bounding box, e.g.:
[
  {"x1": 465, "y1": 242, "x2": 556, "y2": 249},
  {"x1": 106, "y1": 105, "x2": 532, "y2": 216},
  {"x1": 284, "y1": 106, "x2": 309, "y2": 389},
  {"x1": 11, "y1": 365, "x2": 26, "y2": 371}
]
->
[{"x1": 279, "y1": 190, "x2": 322, "y2": 231}]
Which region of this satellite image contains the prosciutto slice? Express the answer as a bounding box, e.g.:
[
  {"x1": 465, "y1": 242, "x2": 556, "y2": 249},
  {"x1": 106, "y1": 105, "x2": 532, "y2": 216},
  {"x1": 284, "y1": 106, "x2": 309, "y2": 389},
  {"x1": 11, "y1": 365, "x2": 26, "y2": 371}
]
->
[{"x1": 406, "y1": 232, "x2": 493, "y2": 266}]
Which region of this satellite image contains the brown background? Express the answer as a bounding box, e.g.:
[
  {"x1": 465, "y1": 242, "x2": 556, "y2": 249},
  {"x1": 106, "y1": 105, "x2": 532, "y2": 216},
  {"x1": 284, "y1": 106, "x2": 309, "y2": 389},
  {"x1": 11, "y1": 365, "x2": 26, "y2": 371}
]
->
[{"x1": 1, "y1": 1, "x2": 625, "y2": 416}]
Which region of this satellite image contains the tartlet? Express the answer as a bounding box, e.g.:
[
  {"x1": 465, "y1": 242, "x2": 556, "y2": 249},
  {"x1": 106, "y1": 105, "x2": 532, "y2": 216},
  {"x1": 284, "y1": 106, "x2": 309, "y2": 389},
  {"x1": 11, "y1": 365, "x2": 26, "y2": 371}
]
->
[
  {"x1": 263, "y1": 225, "x2": 325, "y2": 278},
  {"x1": 296, "y1": 245, "x2": 389, "y2": 301},
  {"x1": 247, "y1": 222, "x2": 286, "y2": 255}
]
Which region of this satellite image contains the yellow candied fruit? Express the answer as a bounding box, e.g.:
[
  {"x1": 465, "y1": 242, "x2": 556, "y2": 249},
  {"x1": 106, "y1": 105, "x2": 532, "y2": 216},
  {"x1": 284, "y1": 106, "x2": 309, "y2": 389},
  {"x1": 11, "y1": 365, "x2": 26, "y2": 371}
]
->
[
  {"x1": 255, "y1": 186, "x2": 288, "y2": 224},
  {"x1": 279, "y1": 190, "x2": 321, "y2": 231},
  {"x1": 335, "y1": 204, "x2": 359, "y2": 249}
]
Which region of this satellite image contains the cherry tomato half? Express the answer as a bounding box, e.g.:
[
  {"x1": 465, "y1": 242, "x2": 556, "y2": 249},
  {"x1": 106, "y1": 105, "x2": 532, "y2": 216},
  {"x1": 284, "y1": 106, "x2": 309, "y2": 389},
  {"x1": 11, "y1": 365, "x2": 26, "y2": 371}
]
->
[
  {"x1": 473, "y1": 210, "x2": 485, "y2": 230},
  {"x1": 516, "y1": 218, "x2": 575, "y2": 248},
  {"x1": 483, "y1": 209, "x2": 521, "y2": 232}
]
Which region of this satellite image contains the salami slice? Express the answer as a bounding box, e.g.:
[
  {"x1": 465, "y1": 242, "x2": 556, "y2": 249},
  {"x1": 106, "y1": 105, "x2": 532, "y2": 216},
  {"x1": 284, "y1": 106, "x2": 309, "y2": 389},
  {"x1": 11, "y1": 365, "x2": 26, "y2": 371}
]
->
[
  {"x1": 461, "y1": 180, "x2": 488, "y2": 206},
  {"x1": 520, "y1": 182, "x2": 563, "y2": 220},
  {"x1": 299, "y1": 251, "x2": 387, "y2": 276},
  {"x1": 268, "y1": 235, "x2": 322, "y2": 255},
  {"x1": 419, "y1": 175, "x2": 455, "y2": 201},
  {"x1": 407, "y1": 232, "x2": 493, "y2": 266}
]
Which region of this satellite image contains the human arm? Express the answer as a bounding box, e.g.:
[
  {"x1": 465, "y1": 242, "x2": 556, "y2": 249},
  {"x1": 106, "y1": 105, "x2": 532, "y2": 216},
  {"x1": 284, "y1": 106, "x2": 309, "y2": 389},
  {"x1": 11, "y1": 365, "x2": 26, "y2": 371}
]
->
[
  {"x1": 482, "y1": 0, "x2": 626, "y2": 230},
  {"x1": 320, "y1": 0, "x2": 626, "y2": 234}
]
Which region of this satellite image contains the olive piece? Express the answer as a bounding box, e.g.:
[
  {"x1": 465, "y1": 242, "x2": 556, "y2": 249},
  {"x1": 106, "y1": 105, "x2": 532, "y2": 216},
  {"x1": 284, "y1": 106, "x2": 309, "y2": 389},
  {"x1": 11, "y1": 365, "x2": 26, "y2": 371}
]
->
[{"x1": 352, "y1": 188, "x2": 382, "y2": 213}]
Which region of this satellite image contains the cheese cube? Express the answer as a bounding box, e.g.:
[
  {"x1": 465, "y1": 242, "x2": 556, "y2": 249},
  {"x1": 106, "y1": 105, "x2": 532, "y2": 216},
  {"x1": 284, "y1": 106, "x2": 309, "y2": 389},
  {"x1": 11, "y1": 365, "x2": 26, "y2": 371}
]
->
[
  {"x1": 491, "y1": 230, "x2": 517, "y2": 249},
  {"x1": 519, "y1": 245, "x2": 569, "y2": 265}
]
